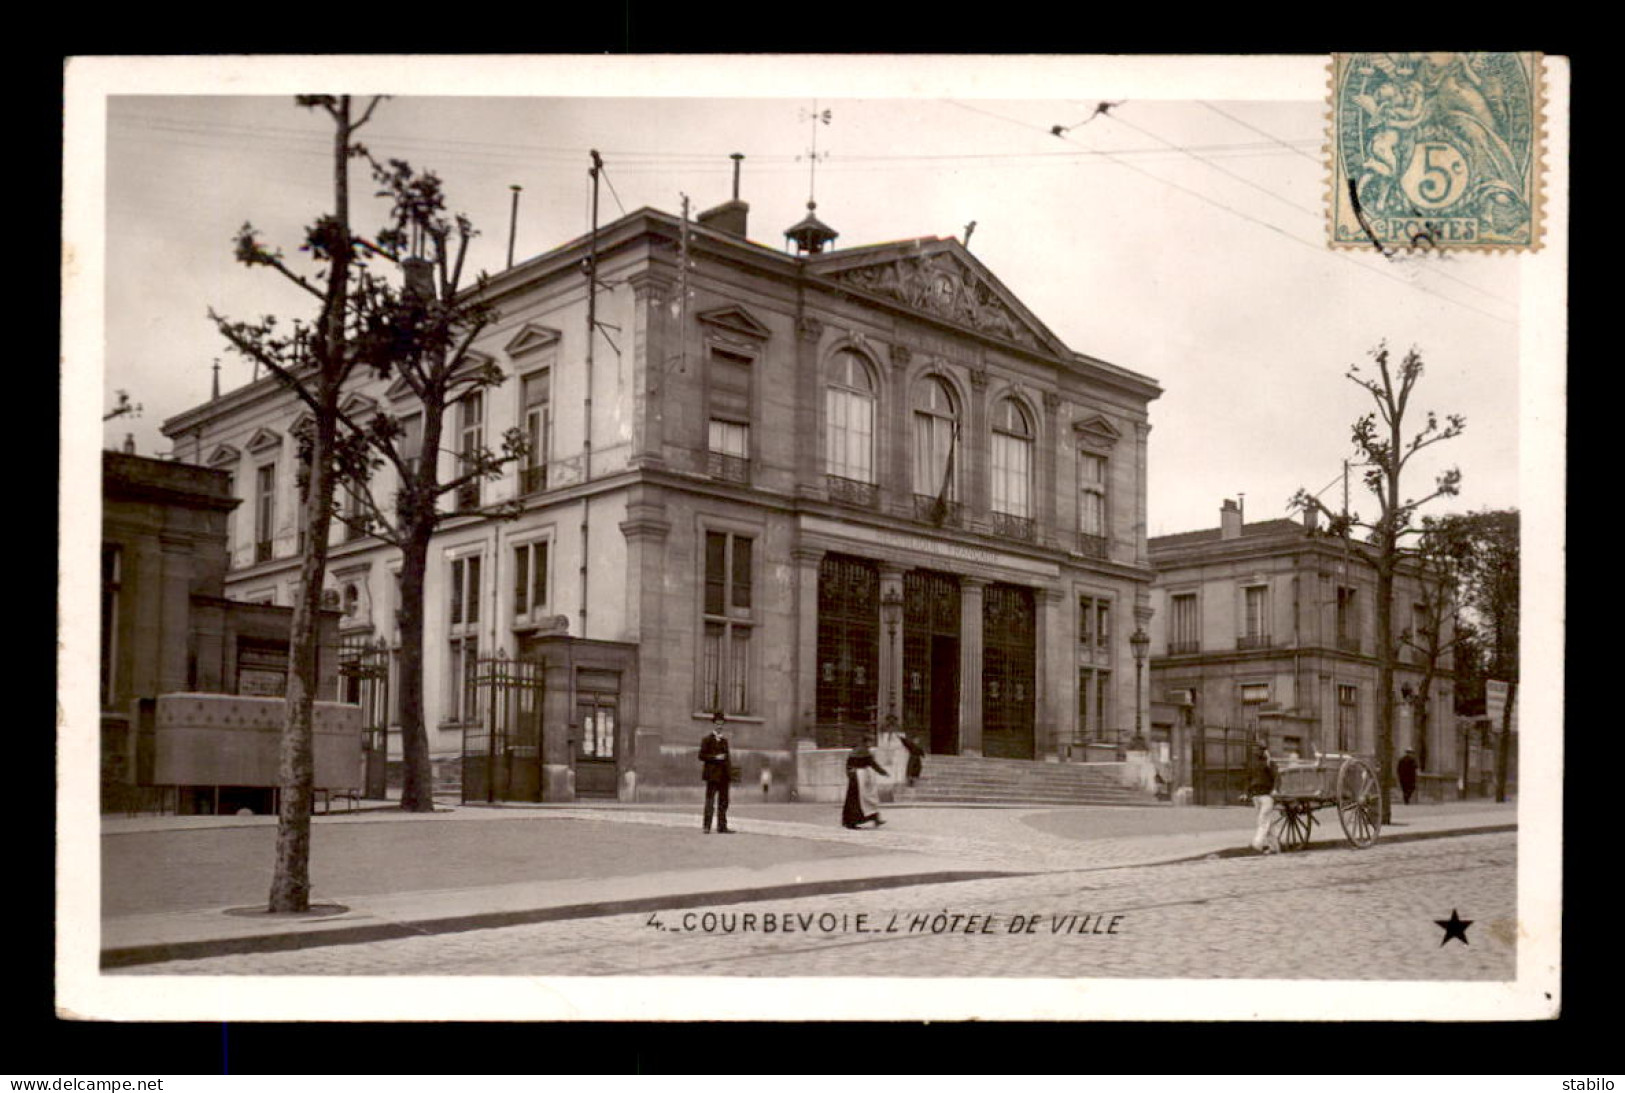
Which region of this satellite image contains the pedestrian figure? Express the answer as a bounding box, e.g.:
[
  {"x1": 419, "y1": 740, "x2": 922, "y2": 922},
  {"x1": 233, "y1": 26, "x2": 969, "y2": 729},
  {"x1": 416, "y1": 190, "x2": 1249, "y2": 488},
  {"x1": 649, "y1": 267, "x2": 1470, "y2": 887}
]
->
[
  {"x1": 1246, "y1": 742, "x2": 1282, "y2": 854},
  {"x1": 842, "y1": 745, "x2": 889, "y2": 829},
  {"x1": 901, "y1": 732, "x2": 925, "y2": 786},
  {"x1": 699, "y1": 712, "x2": 734, "y2": 834},
  {"x1": 1397, "y1": 748, "x2": 1419, "y2": 805}
]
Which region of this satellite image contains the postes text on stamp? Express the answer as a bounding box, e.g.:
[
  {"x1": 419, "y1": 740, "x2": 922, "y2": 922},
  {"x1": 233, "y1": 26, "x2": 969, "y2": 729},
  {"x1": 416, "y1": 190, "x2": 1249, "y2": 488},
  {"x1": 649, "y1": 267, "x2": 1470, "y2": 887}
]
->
[{"x1": 1329, "y1": 52, "x2": 1543, "y2": 251}]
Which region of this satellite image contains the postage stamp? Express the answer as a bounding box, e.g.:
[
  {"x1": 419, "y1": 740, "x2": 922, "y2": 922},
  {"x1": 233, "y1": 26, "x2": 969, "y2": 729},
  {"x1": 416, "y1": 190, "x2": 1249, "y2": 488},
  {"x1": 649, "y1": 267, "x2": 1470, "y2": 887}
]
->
[{"x1": 1328, "y1": 52, "x2": 1544, "y2": 251}]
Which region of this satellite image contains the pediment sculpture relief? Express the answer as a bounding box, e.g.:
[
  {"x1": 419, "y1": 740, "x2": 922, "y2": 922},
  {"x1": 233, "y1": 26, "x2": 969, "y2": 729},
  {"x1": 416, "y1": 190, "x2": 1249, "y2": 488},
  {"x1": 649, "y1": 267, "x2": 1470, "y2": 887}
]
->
[{"x1": 829, "y1": 252, "x2": 1041, "y2": 350}]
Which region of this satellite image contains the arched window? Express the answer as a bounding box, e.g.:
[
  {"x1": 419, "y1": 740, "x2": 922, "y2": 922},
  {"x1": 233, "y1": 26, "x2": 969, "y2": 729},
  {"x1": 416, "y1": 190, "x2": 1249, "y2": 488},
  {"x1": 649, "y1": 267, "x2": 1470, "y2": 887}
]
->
[
  {"x1": 990, "y1": 396, "x2": 1033, "y2": 520},
  {"x1": 825, "y1": 350, "x2": 876, "y2": 485},
  {"x1": 913, "y1": 376, "x2": 960, "y2": 500}
]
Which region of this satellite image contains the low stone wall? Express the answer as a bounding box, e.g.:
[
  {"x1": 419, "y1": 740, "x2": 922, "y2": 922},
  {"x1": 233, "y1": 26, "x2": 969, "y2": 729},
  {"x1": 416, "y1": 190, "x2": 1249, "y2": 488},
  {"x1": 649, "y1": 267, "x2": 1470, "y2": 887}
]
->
[
  {"x1": 152, "y1": 693, "x2": 362, "y2": 790},
  {"x1": 794, "y1": 740, "x2": 904, "y2": 804},
  {"x1": 630, "y1": 730, "x2": 796, "y2": 803}
]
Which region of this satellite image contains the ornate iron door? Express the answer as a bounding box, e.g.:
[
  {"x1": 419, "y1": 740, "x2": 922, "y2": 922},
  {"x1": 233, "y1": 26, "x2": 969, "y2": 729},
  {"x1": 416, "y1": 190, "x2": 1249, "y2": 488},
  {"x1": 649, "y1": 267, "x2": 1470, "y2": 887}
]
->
[
  {"x1": 816, "y1": 555, "x2": 879, "y2": 746},
  {"x1": 904, "y1": 570, "x2": 961, "y2": 754},
  {"x1": 982, "y1": 584, "x2": 1036, "y2": 759}
]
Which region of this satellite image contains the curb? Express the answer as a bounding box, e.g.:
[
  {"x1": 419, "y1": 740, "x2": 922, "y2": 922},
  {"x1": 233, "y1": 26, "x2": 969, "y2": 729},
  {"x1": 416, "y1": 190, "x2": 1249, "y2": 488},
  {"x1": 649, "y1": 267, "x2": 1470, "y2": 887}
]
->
[
  {"x1": 1169, "y1": 823, "x2": 1517, "y2": 864},
  {"x1": 100, "y1": 869, "x2": 1020, "y2": 970}
]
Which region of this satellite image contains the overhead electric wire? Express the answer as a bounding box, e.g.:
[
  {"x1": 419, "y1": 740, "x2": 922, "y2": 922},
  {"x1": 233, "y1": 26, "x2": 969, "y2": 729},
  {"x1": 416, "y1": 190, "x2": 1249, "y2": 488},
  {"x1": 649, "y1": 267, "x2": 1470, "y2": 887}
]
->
[{"x1": 947, "y1": 100, "x2": 1515, "y2": 327}]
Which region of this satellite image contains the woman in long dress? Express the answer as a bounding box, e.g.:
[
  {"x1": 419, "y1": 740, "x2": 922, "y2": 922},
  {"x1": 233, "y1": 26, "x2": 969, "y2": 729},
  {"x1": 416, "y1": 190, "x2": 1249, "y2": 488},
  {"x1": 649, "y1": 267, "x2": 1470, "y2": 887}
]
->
[{"x1": 842, "y1": 745, "x2": 889, "y2": 829}]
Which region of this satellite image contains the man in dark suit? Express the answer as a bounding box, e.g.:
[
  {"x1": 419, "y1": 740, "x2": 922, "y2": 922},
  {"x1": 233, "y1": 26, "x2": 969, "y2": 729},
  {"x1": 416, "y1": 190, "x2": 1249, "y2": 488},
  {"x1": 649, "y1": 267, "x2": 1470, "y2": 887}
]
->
[
  {"x1": 1397, "y1": 749, "x2": 1420, "y2": 804},
  {"x1": 700, "y1": 712, "x2": 734, "y2": 834}
]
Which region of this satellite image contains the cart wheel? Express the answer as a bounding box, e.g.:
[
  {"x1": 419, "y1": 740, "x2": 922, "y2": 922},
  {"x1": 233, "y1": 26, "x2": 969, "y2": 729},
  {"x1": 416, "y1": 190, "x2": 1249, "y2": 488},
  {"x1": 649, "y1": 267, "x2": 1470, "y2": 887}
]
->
[
  {"x1": 1278, "y1": 801, "x2": 1313, "y2": 852},
  {"x1": 1336, "y1": 757, "x2": 1382, "y2": 848}
]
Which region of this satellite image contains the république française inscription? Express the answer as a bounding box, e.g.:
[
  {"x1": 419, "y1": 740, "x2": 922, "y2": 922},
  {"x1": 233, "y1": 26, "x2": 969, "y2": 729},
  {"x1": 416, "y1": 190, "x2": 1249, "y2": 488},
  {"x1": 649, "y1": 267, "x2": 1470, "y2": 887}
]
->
[{"x1": 1329, "y1": 52, "x2": 1543, "y2": 251}]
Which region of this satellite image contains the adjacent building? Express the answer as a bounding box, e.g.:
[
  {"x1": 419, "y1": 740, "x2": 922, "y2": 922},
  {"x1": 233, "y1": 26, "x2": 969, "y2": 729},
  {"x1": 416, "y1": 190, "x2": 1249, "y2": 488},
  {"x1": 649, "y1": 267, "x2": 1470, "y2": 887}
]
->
[
  {"x1": 161, "y1": 193, "x2": 1163, "y2": 802},
  {"x1": 1147, "y1": 499, "x2": 1462, "y2": 803}
]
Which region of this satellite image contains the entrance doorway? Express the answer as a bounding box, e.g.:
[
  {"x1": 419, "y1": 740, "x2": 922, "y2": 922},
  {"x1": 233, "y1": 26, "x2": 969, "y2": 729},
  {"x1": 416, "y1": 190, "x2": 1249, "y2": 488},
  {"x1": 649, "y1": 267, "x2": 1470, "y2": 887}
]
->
[
  {"x1": 982, "y1": 583, "x2": 1036, "y2": 759},
  {"x1": 904, "y1": 569, "x2": 960, "y2": 754},
  {"x1": 574, "y1": 669, "x2": 620, "y2": 799}
]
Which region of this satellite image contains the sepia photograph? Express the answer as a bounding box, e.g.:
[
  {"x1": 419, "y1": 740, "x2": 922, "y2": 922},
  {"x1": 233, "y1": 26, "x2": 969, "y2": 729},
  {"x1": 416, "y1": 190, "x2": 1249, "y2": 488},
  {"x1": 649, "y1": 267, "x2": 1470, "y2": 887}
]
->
[{"x1": 58, "y1": 53, "x2": 1567, "y2": 1023}]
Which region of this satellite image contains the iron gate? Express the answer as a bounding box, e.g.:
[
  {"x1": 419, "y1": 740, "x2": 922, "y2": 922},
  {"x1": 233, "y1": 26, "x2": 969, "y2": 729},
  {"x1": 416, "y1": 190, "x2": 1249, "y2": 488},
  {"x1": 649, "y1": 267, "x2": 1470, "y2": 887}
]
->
[
  {"x1": 1191, "y1": 725, "x2": 1255, "y2": 806},
  {"x1": 338, "y1": 634, "x2": 390, "y2": 799},
  {"x1": 904, "y1": 569, "x2": 961, "y2": 754},
  {"x1": 982, "y1": 584, "x2": 1036, "y2": 759},
  {"x1": 463, "y1": 654, "x2": 546, "y2": 803},
  {"x1": 815, "y1": 555, "x2": 879, "y2": 748}
]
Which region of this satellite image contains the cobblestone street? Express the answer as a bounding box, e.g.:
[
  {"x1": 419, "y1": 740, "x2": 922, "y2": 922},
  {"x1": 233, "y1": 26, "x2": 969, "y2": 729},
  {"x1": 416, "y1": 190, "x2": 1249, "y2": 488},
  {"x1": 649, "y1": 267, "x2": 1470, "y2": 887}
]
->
[{"x1": 121, "y1": 830, "x2": 1515, "y2": 980}]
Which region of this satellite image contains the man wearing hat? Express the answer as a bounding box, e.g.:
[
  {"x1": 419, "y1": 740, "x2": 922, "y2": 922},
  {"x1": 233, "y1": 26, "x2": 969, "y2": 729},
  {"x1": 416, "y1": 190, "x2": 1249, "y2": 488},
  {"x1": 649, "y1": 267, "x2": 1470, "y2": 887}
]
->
[
  {"x1": 1397, "y1": 748, "x2": 1420, "y2": 805},
  {"x1": 699, "y1": 711, "x2": 735, "y2": 834}
]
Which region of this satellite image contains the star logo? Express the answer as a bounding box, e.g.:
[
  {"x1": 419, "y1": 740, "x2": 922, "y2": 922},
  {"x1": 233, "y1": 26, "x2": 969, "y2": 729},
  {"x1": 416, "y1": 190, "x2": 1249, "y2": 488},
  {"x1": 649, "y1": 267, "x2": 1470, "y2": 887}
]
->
[{"x1": 1435, "y1": 909, "x2": 1473, "y2": 946}]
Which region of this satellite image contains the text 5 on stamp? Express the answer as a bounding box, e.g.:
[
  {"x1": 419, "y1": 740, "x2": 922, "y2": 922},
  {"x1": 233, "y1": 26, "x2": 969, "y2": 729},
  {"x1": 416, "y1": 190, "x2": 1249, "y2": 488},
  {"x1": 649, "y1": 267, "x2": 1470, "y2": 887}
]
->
[{"x1": 1329, "y1": 52, "x2": 1544, "y2": 251}]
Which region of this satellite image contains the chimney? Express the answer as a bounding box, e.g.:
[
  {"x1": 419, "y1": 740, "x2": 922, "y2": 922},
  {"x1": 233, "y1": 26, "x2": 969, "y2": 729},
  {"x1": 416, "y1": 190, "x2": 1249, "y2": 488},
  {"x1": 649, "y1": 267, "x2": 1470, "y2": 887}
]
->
[
  {"x1": 1220, "y1": 498, "x2": 1243, "y2": 540},
  {"x1": 698, "y1": 199, "x2": 749, "y2": 239},
  {"x1": 1303, "y1": 506, "x2": 1319, "y2": 532}
]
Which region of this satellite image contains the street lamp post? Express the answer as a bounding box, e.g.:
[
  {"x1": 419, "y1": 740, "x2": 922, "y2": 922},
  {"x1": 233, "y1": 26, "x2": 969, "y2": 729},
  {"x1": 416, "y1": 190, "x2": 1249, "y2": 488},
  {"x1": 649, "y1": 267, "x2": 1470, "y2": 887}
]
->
[
  {"x1": 880, "y1": 586, "x2": 904, "y2": 746},
  {"x1": 1129, "y1": 626, "x2": 1150, "y2": 752}
]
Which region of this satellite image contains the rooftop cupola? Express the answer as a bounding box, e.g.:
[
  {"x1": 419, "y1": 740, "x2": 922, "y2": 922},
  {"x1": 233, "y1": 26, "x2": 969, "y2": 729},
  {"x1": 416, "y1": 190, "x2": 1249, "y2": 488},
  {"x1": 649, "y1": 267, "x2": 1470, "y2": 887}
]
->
[{"x1": 785, "y1": 200, "x2": 839, "y2": 256}]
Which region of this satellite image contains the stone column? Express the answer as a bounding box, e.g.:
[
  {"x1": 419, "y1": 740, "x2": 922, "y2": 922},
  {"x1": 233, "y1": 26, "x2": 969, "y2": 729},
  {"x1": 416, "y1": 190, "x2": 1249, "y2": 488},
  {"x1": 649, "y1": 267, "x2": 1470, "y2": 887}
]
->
[
  {"x1": 159, "y1": 533, "x2": 194, "y2": 694},
  {"x1": 966, "y1": 367, "x2": 990, "y2": 532},
  {"x1": 627, "y1": 271, "x2": 675, "y2": 469},
  {"x1": 792, "y1": 546, "x2": 825, "y2": 739},
  {"x1": 619, "y1": 485, "x2": 671, "y2": 800},
  {"x1": 1037, "y1": 586, "x2": 1068, "y2": 761},
  {"x1": 794, "y1": 316, "x2": 825, "y2": 498},
  {"x1": 959, "y1": 577, "x2": 987, "y2": 756},
  {"x1": 1040, "y1": 392, "x2": 1061, "y2": 548},
  {"x1": 885, "y1": 345, "x2": 913, "y2": 518},
  {"x1": 1133, "y1": 420, "x2": 1152, "y2": 567}
]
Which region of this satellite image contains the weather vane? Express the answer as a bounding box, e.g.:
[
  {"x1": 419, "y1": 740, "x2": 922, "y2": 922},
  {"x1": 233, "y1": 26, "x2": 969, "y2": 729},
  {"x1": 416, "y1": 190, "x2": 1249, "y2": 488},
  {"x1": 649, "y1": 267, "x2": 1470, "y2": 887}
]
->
[{"x1": 797, "y1": 102, "x2": 833, "y2": 206}]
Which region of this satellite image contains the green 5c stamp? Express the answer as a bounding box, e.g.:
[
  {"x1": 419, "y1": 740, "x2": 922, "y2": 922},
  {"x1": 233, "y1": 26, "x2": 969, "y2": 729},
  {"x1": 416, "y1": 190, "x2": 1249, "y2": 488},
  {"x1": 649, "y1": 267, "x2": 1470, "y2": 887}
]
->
[{"x1": 1329, "y1": 52, "x2": 1544, "y2": 251}]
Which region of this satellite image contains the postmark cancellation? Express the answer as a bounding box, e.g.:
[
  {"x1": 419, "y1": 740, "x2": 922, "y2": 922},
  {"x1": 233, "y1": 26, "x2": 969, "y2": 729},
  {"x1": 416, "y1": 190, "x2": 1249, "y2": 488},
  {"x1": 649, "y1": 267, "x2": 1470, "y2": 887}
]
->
[{"x1": 1329, "y1": 52, "x2": 1545, "y2": 251}]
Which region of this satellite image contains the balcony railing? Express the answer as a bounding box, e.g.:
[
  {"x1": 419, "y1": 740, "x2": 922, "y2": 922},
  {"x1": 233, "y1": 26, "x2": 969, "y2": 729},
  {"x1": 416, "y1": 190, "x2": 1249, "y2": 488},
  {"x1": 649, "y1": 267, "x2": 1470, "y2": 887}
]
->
[
  {"x1": 1075, "y1": 531, "x2": 1108, "y2": 559},
  {"x1": 707, "y1": 451, "x2": 751, "y2": 485},
  {"x1": 254, "y1": 540, "x2": 273, "y2": 564},
  {"x1": 990, "y1": 510, "x2": 1035, "y2": 542},
  {"x1": 1237, "y1": 633, "x2": 1273, "y2": 651},
  {"x1": 1168, "y1": 640, "x2": 1201, "y2": 655},
  {"x1": 521, "y1": 463, "x2": 548, "y2": 495},
  {"x1": 826, "y1": 474, "x2": 878, "y2": 508},
  {"x1": 913, "y1": 493, "x2": 964, "y2": 528}
]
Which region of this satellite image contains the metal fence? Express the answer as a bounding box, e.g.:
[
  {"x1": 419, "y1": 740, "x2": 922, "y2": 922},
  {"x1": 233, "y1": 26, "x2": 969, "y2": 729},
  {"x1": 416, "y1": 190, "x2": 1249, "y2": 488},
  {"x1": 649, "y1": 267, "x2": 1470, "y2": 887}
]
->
[{"x1": 462, "y1": 653, "x2": 547, "y2": 803}]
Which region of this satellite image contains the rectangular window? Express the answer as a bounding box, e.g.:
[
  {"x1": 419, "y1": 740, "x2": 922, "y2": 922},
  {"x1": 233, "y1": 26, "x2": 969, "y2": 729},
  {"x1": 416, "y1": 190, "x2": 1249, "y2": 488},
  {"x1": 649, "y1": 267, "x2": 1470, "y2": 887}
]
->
[
  {"x1": 1078, "y1": 595, "x2": 1111, "y2": 653},
  {"x1": 1336, "y1": 585, "x2": 1359, "y2": 650},
  {"x1": 512, "y1": 540, "x2": 549, "y2": 619},
  {"x1": 400, "y1": 413, "x2": 423, "y2": 479},
  {"x1": 457, "y1": 392, "x2": 484, "y2": 510},
  {"x1": 1078, "y1": 667, "x2": 1112, "y2": 743},
  {"x1": 1337, "y1": 683, "x2": 1358, "y2": 751},
  {"x1": 1240, "y1": 682, "x2": 1270, "y2": 733},
  {"x1": 522, "y1": 370, "x2": 550, "y2": 493},
  {"x1": 254, "y1": 464, "x2": 276, "y2": 563},
  {"x1": 447, "y1": 553, "x2": 483, "y2": 721},
  {"x1": 342, "y1": 485, "x2": 366, "y2": 541},
  {"x1": 1078, "y1": 452, "x2": 1107, "y2": 536},
  {"x1": 1169, "y1": 593, "x2": 1199, "y2": 653},
  {"x1": 708, "y1": 349, "x2": 752, "y2": 481},
  {"x1": 701, "y1": 530, "x2": 754, "y2": 714},
  {"x1": 1241, "y1": 585, "x2": 1269, "y2": 647}
]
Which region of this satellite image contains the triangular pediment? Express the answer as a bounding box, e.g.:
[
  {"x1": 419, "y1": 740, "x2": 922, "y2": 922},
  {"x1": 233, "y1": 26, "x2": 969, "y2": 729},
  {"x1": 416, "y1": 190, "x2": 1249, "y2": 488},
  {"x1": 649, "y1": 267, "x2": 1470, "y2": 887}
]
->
[
  {"x1": 811, "y1": 239, "x2": 1065, "y2": 356},
  {"x1": 696, "y1": 305, "x2": 771, "y2": 342},
  {"x1": 206, "y1": 443, "x2": 241, "y2": 467},
  {"x1": 244, "y1": 427, "x2": 282, "y2": 454},
  {"x1": 385, "y1": 373, "x2": 420, "y2": 404},
  {"x1": 503, "y1": 323, "x2": 562, "y2": 358},
  {"x1": 1073, "y1": 413, "x2": 1122, "y2": 451},
  {"x1": 340, "y1": 393, "x2": 379, "y2": 419}
]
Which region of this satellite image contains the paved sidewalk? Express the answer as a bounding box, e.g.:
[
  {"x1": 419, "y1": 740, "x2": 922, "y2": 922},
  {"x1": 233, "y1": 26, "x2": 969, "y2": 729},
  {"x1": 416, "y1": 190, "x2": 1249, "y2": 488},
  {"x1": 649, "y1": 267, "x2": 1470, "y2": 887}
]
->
[{"x1": 100, "y1": 798, "x2": 1516, "y2": 968}]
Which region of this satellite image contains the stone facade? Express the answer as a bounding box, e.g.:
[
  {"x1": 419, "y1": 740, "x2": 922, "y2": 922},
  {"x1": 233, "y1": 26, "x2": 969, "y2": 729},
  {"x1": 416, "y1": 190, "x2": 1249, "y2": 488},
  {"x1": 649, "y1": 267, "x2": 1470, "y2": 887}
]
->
[
  {"x1": 1148, "y1": 501, "x2": 1460, "y2": 797},
  {"x1": 162, "y1": 200, "x2": 1161, "y2": 802}
]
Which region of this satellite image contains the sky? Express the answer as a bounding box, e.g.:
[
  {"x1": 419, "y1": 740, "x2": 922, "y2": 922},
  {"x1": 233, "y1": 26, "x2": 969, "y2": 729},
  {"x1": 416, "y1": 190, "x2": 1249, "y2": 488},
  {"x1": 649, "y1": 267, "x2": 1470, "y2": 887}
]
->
[{"x1": 80, "y1": 56, "x2": 1542, "y2": 538}]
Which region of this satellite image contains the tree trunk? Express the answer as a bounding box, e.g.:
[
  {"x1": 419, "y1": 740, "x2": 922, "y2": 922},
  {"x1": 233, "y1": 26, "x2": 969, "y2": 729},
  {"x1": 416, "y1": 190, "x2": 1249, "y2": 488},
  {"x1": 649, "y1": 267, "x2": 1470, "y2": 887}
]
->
[
  {"x1": 1495, "y1": 677, "x2": 1515, "y2": 802},
  {"x1": 397, "y1": 533, "x2": 435, "y2": 811}
]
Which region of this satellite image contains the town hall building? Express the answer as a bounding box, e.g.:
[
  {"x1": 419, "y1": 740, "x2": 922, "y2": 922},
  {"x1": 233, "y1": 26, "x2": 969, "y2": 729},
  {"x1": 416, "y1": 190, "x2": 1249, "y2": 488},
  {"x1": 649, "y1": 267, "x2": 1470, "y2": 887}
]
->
[{"x1": 162, "y1": 191, "x2": 1163, "y2": 803}]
